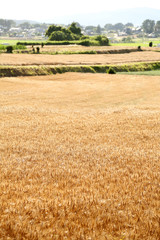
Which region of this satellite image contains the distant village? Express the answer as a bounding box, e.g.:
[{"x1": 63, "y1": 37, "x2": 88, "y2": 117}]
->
[{"x1": 0, "y1": 19, "x2": 159, "y2": 43}]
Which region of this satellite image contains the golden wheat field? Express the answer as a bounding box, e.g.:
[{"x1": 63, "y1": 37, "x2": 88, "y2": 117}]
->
[
  {"x1": 1, "y1": 51, "x2": 160, "y2": 66},
  {"x1": 0, "y1": 73, "x2": 160, "y2": 240}
]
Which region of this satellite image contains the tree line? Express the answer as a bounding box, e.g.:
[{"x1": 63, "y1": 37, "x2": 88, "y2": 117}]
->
[
  {"x1": 0, "y1": 19, "x2": 48, "y2": 31},
  {"x1": 45, "y1": 22, "x2": 82, "y2": 41},
  {"x1": 142, "y1": 19, "x2": 160, "y2": 34},
  {"x1": 104, "y1": 20, "x2": 160, "y2": 35},
  {"x1": 1, "y1": 18, "x2": 160, "y2": 36}
]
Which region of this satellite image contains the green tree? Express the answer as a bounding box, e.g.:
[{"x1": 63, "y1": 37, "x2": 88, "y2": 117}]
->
[
  {"x1": 7, "y1": 20, "x2": 16, "y2": 29},
  {"x1": 125, "y1": 22, "x2": 134, "y2": 28},
  {"x1": 68, "y1": 22, "x2": 82, "y2": 35},
  {"x1": 125, "y1": 28, "x2": 132, "y2": 35},
  {"x1": 0, "y1": 19, "x2": 16, "y2": 30},
  {"x1": 104, "y1": 24, "x2": 113, "y2": 31},
  {"x1": 0, "y1": 19, "x2": 5, "y2": 26},
  {"x1": 96, "y1": 25, "x2": 102, "y2": 34},
  {"x1": 122, "y1": 37, "x2": 133, "y2": 43},
  {"x1": 142, "y1": 19, "x2": 155, "y2": 34},
  {"x1": 85, "y1": 25, "x2": 97, "y2": 34},
  {"x1": 45, "y1": 24, "x2": 62, "y2": 37},
  {"x1": 74, "y1": 22, "x2": 81, "y2": 28},
  {"x1": 46, "y1": 23, "x2": 83, "y2": 40},
  {"x1": 49, "y1": 28, "x2": 76, "y2": 41},
  {"x1": 95, "y1": 35, "x2": 109, "y2": 45},
  {"x1": 19, "y1": 22, "x2": 32, "y2": 29},
  {"x1": 49, "y1": 31, "x2": 66, "y2": 41},
  {"x1": 114, "y1": 23, "x2": 124, "y2": 31},
  {"x1": 155, "y1": 21, "x2": 160, "y2": 34},
  {"x1": 85, "y1": 26, "x2": 95, "y2": 31}
]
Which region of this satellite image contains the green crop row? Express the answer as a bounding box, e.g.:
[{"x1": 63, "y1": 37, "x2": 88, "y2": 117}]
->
[{"x1": 0, "y1": 45, "x2": 26, "y2": 51}]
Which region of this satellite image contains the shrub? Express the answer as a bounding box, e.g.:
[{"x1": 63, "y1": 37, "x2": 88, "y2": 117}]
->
[
  {"x1": 95, "y1": 35, "x2": 102, "y2": 41},
  {"x1": 46, "y1": 23, "x2": 82, "y2": 41},
  {"x1": 45, "y1": 25, "x2": 62, "y2": 37},
  {"x1": 107, "y1": 67, "x2": 116, "y2": 74},
  {"x1": 138, "y1": 46, "x2": 142, "y2": 51},
  {"x1": 16, "y1": 39, "x2": 108, "y2": 47},
  {"x1": 6, "y1": 46, "x2": 13, "y2": 53},
  {"x1": 95, "y1": 35, "x2": 109, "y2": 46},
  {"x1": 122, "y1": 37, "x2": 134, "y2": 43},
  {"x1": 17, "y1": 42, "x2": 42, "y2": 46},
  {"x1": 49, "y1": 31, "x2": 65, "y2": 41},
  {"x1": 46, "y1": 41, "x2": 71, "y2": 45},
  {"x1": 14, "y1": 45, "x2": 26, "y2": 50},
  {"x1": 81, "y1": 35, "x2": 89, "y2": 40},
  {"x1": 49, "y1": 29, "x2": 77, "y2": 41},
  {"x1": 79, "y1": 40, "x2": 91, "y2": 46},
  {"x1": 0, "y1": 45, "x2": 6, "y2": 51},
  {"x1": 100, "y1": 36, "x2": 109, "y2": 46},
  {"x1": 69, "y1": 22, "x2": 82, "y2": 36}
]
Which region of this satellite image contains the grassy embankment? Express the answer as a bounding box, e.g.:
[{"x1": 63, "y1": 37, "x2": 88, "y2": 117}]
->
[{"x1": 1, "y1": 62, "x2": 160, "y2": 77}]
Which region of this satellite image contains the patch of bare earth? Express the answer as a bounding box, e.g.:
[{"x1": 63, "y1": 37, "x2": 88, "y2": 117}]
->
[
  {"x1": 1, "y1": 51, "x2": 160, "y2": 66},
  {"x1": 0, "y1": 73, "x2": 160, "y2": 240}
]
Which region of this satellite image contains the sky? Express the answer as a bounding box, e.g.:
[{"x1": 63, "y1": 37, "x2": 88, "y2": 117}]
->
[{"x1": 1, "y1": 0, "x2": 160, "y2": 21}]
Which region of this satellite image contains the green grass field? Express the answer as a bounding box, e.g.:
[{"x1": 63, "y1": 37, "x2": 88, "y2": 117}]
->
[
  {"x1": 0, "y1": 37, "x2": 160, "y2": 47},
  {"x1": 0, "y1": 39, "x2": 44, "y2": 45},
  {"x1": 0, "y1": 39, "x2": 19, "y2": 45},
  {"x1": 112, "y1": 38, "x2": 160, "y2": 47},
  {"x1": 118, "y1": 70, "x2": 160, "y2": 76}
]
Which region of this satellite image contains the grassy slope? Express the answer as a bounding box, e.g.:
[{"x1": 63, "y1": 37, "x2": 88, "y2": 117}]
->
[{"x1": 1, "y1": 62, "x2": 160, "y2": 77}]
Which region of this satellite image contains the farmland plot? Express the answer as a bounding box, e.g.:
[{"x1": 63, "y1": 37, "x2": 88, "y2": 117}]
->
[
  {"x1": 0, "y1": 73, "x2": 160, "y2": 240},
  {"x1": 26, "y1": 45, "x2": 160, "y2": 53},
  {"x1": 27, "y1": 45, "x2": 137, "y2": 53},
  {"x1": 1, "y1": 51, "x2": 160, "y2": 66}
]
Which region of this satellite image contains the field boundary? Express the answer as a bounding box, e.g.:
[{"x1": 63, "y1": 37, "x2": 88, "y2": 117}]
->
[{"x1": 0, "y1": 62, "x2": 160, "y2": 77}]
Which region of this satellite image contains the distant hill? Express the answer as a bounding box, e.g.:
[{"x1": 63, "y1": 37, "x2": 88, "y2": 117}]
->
[
  {"x1": 12, "y1": 8, "x2": 160, "y2": 27},
  {"x1": 44, "y1": 7, "x2": 160, "y2": 26}
]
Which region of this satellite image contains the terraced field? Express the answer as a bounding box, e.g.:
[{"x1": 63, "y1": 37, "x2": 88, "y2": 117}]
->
[
  {"x1": 1, "y1": 50, "x2": 160, "y2": 66},
  {"x1": 28, "y1": 45, "x2": 160, "y2": 53}
]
